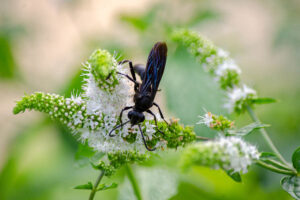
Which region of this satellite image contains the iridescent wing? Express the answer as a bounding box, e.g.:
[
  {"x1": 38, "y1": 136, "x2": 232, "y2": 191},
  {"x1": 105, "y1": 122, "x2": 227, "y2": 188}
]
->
[{"x1": 140, "y1": 42, "x2": 167, "y2": 100}]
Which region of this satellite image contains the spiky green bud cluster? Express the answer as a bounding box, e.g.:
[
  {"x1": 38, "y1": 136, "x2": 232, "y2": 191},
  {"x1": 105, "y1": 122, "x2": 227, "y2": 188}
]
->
[
  {"x1": 88, "y1": 49, "x2": 119, "y2": 93},
  {"x1": 198, "y1": 112, "x2": 234, "y2": 132},
  {"x1": 92, "y1": 151, "x2": 149, "y2": 176}
]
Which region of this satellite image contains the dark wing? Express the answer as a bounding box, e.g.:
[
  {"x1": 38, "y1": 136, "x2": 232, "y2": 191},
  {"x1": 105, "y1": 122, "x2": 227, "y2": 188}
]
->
[
  {"x1": 133, "y1": 64, "x2": 146, "y2": 80},
  {"x1": 140, "y1": 42, "x2": 167, "y2": 100}
]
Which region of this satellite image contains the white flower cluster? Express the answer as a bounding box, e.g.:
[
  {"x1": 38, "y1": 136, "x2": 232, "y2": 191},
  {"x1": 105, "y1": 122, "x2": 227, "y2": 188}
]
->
[
  {"x1": 13, "y1": 49, "x2": 170, "y2": 153},
  {"x1": 197, "y1": 112, "x2": 213, "y2": 127},
  {"x1": 70, "y1": 60, "x2": 162, "y2": 153},
  {"x1": 181, "y1": 136, "x2": 260, "y2": 173},
  {"x1": 224, "y1": 84, "x2": 257, "y2": 113}
]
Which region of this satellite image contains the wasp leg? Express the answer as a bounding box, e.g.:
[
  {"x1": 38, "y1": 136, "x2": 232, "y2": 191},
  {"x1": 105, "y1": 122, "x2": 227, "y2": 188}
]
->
[
  {"x1": 109, "y1": 120, "x2": 130, "y2": 137},
  {"x1": 119, "y1": 60, "x2": 139, "y2": 92},
  {"x1": 138, "y1": 124, "x2": 156, "y2": 151},
  {"x1": 146, "y1": 110, "x2": 164, "y2": 135},
  {"x1": 119, "y1": 106, "x2": 133, "y2": 125},
  {"x1": 153, "y1": 102, "x2": 169, "y2": 125}
]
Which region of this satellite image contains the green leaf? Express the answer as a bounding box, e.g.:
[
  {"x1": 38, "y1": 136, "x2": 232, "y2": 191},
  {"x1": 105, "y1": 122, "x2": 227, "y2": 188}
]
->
[
  {"x1": 260, "y1": 152, "x2": 278, "y2": 159},
  {"x1": 281, "y1": 176, "x2": 300, "y2": 199},
  {"x1": 252, "y1": 97, "x2": 277, "y2": 104},
  {"x1": 292, "y1": 147, "x2": 300, "y2": 172},
  {"x1": 97, "y1": 183, "x2": 118, "y2": 191},
  {"x1": 227, "y1": 122, "x2": 269, "y2": 136},
  {"x1": 259, "y1": 158, "x2": 292, "y2": 171},
  {"x1": 259, "y1": 152, "x2": 293, "y2": 171},
  {"x1": 226, "y1": 170, "x2": 242, "y2": 182},
  {"x1": 74, "y1": 182, "x2": 93, "y2": 190},
  {"x1": 75, "y1": 142, "x2": 95, "y2": 159}
]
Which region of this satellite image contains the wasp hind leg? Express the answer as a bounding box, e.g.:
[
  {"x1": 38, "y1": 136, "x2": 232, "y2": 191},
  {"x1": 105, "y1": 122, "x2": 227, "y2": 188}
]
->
[
  {"x1": 138, "y1": 124, "x2": 156, "y2": 151},
  {"x1": 146, "y1": 110, "x2": 165, "y2": 135}
]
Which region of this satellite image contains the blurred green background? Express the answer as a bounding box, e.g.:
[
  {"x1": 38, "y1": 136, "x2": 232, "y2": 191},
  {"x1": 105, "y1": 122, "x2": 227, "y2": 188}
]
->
[{"x1": 0, "y1": 0, "x2": 299, "y2": 199}]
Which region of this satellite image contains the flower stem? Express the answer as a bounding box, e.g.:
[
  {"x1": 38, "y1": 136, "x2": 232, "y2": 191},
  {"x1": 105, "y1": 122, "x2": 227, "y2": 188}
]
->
[
  {"x1": 196, "y1": 135, "x2": 211, "y2": 141},
  {"x1": 89, "y1": 170, "x2": 105, "y2": 200},
  {"x1": 256, "y1": 160, "x2": 296, "y2": 176},
  {"x1": 246, "y1": 105, "x2": 290, "y2": 166},
  {"x1": 125, "y1": 165, "x2": 142, "y2": 200}
]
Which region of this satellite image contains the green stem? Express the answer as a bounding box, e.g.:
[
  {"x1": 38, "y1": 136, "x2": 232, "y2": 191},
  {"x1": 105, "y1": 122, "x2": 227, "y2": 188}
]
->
[
  {"x1": 125, "y1": 165, "x2": 142, "y2": 200},
  {"x1": 196, "y1": 136, "x2": 211, "y2": 141},
  {"x1": 89, "y1": 170, "x2": 105, "y2": 200},
  {"x1": 246, "y1": 105, "x2": 290, "y2": 167},
  {"x1": 256, "y1": 160, "x2": 296, "y2": 176}
]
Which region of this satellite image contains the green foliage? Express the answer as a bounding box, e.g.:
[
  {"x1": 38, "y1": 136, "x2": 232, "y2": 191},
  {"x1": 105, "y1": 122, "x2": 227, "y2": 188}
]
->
[
  {"x1": 226, "y1": 170, "x2": 242, "y2": 183},
  {"x1": 219, "y1": 69, "x2": 240, "y2": 90},
  {"x1": 281, "y1": 176, "x2": 300, "y2": 199},
  {"x1": 91, "y1": 151, "x2": 149, "y2": 176},
  {"x1": 74, "y1": 182, "x2": 93, "y2": 190},
  {"x1": 96, "y1": 183, "x2": 118, "y2": 191},
  {"x1": 292, "y1": 147, "x2": 300, "y2": 172},
  {"x1": 227, "y1": 122, "x2": 269, "y2": 136},
  {"x1": 251, "y1": 97, "x2": 277, "y2": 105}
]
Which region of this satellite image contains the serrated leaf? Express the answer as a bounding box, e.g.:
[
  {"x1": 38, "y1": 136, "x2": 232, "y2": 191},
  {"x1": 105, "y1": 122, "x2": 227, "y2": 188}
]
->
[
  {"x1": 74, "y1": 182, "x2": 93, "y2": 190},
  {"x1": 281, "y1": 176, "x2": 300, "y2": 199},
  {"x1": 226, "y1": 170, "x2": 242, "y2": 182},
  {"x1": 227, "y1": 122, "x2": 269, "y2": 136},
  {"x1": 292, "y1": 147, "x2": 300, "y2": 172},
  {"x1": 97, "y1": 183, "x2": 118, "y2": 191},
  {"x1": 252, "y1": 97, "x2": 277, "y2": 104}
]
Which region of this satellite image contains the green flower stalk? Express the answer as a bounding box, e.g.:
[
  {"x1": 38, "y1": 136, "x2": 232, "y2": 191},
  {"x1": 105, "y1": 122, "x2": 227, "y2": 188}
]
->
[
  {"x1": 171, "y1": 29, "x2": 257, "y2": 113},
  {"x1": 180, "y1": 136, "x2": 260, "y2": 174},
  {"x1": 13, "y1": 49, "x2": 196, "y2": 153}
]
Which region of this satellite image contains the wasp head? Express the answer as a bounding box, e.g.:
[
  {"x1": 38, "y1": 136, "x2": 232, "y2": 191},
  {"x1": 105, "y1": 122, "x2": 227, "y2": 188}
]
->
[{"x1": 128, "y1": 110, "x2": 145, "y2": 126}]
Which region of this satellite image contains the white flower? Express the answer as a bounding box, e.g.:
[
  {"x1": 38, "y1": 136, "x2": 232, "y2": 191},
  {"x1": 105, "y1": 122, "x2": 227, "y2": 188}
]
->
[
  {"x1": 217, "y1": 48, "x2": 229, "y2": 58},
  {"x1": 224, "y1": 84, "x2": 257, "y2": 112},
  {"x1": 215, "y1": 59, "x2": 241, "y2": 79},
  {"x1": 197, "y1": 112, "x2": 213, "y2": 127}
]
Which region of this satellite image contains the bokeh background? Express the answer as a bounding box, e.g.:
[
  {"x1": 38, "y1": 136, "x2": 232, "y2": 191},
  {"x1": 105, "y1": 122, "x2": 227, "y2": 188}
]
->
[{"x1": 0, "y1": 0, "x2": 299, "y2": 199}]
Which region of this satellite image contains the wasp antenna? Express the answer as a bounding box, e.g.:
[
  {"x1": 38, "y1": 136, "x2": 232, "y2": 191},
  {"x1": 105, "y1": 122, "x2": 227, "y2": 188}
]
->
[
  {"x1": 138, "y1": 124, "x2": 156, "y2": 151},
  {"x1": 109, "y1": 120, "x2": 130, "y2": 137}
]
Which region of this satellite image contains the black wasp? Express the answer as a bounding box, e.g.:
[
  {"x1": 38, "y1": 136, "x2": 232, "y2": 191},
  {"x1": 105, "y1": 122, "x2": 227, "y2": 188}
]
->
[{"x1": 109, "y1": 42, "x2": 169, "y2": 151}]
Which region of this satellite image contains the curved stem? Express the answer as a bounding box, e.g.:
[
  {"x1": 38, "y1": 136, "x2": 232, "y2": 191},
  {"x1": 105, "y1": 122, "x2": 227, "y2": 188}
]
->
[
  {"x1": 89, "y1": 170, "x2": 105, "y2": 200},
  {"x1": 125, "y1": 165, "x2": 142, "y2": 200},
  {"x1": 256, "y1": 160, "x2": 296, "y2": 176},
  {"x1": 246, "y1": 105, "x2": 290, "y2": 166},
  {"x1": 196, "y1": 136, "x2": 211, "y2": 141}
]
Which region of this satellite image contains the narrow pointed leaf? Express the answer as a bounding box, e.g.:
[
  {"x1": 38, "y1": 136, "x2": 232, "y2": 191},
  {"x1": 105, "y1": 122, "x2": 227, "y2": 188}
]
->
[
  {"x1": 74, "y1": 182, "x2": 93, "y2": 190},
  {"x1": 97, "y1": 183, "x2": 118, "y2": 191},
  {"x1": 252, "y1": 97, "x2": 277, "y2": 104},
  {"x1": 227, "y1": 122, "x2": 269, "y2": 136}
]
